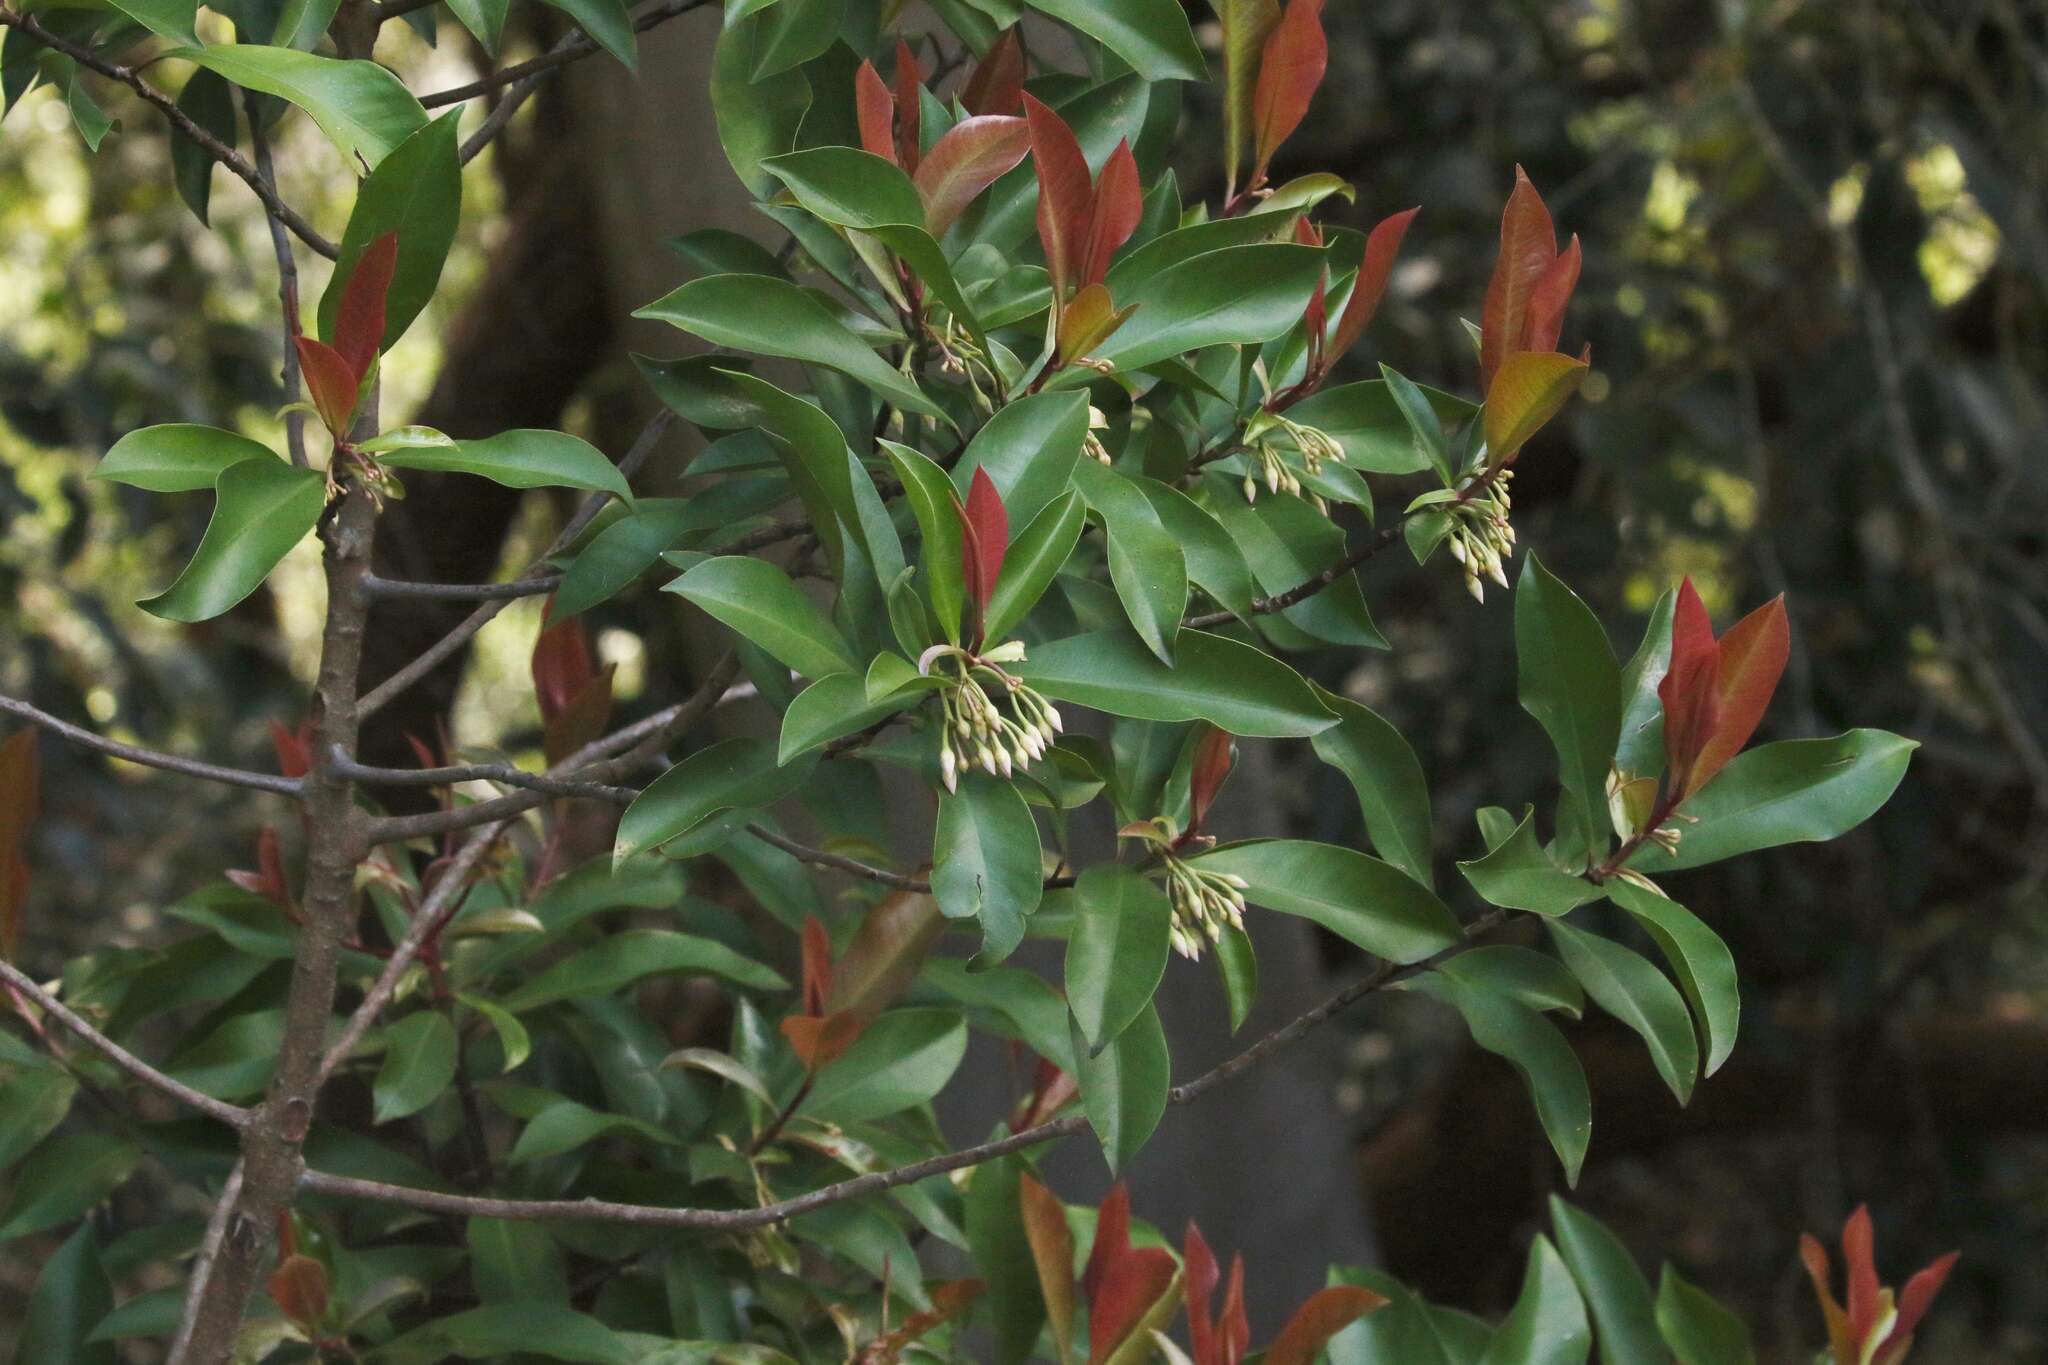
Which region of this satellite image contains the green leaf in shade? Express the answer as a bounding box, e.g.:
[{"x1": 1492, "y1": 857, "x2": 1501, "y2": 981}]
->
[
  {"x1": 552, "y1": 498, "x2": 700, "y2": 618},
  {"x1": 1457, "y1": 809, "x2": 1602, "y2": 916},
  {"x1": 1438, "y1": 947, "x2": 1584, "y2": 1017},
  {"x1": 1070, "y1": 1001, "x2": 1169, "y2": 1174},
  {"x1": 1615, "y1": 587, "x2": 1676, "y2": 779},
  {"x1": 921, "y1": 959, "x2": 1074, "y2": 1073},
  {"x1": 763, "y1": 146, "x2": 926, "y2": 232},
  {"x1": 444, "y1": 0, "x2": 510, "y2": 52},
  {"x1": 966, "y1": 1154, "x2": 1047, "y2": 1365},
  {"x1": 778, "y1": 671, "x2": 922, "y2": 765},
  {"x1": 717, "y1": 370, "x2": 864, "y2": 569},
  {"x1": 1093, "y1": 244, "x2": 1326, "y2": 371},
  {"x1": 1309, "y1": 685, "x2": 1434, "y2": 885},
  {"x1": 1478, "y1": 1235, "x2": 1591, "y2": 1365},
  {"x1": 886, "y1": 440, "x2": 969, "y2": 642},
  {"x1": 391, "y1": 1302, "x2": 635, "y2": 1363},
  {"x1": 1655, "y1": 1265, "x2": 1756, "y2": 1365},
  {"x1": 635, "y1": 275, "x2": 944, "y2": 421},
  {"x1": 1025, "y1": 0, "x2": 1205, "y2": 80},
  {"x1": 316, "y1": 110, "x2": 461, "y2": 352},
  {"x1": 951, "y1": 390, "x2": 1089, "y2": 530},
  {"x1": 170, "y1": 44, "x2": 427, "y2": 168},
  {"x1": 0, "y1": 1068, "x2": 76, "y2": 1173},
  {"x1": 107, "y1": 0, "x2": 197, "y2": 43},
  {"x1": 1549, "y1": 922, "x2": 1697, "y2": 1105},
  {"x1": 457, "y1": 994, "x2": 532, "y2": 1073},
  {"x1": 469, "y1": 1217, "x2": 569, "y2": 1304},
  {"x1": 933, "y1": 772, "x2": 1044, "y2": 967},
  {"x1": 709, "y1": 11, "x2": 811, "y2": 198},
  {"x1": 1191, "y1": 840, "x2": 1460, "y2": 964},
  {"x1": 506, "y1": 1099, "x2": 677, "y2": 1165},
  {"x1": 1547, "y1": 1197, "x2": 1663, "y2": 1365},
  {"x1": 1605, "y1": 881, "x2": 1740, "y2": 1077},
  {"x1": 1325, "y1": 1265, "x2": 1491, "y2": 1365},
  {"x1": 502, "y1": 930, "x2": 785, "y2": 1012},
  {"x1": 985, "y1": 491, "x2": 1087, "y2": 642},
  {"x1": 1378, "y1": 365, "x2": 1456, "y2": 483},
  {"x1": 16, "y1": 1222, "x2": 115, "y2": 1364},
  {"x1": 140, "y1": 457, "x2": 325, "y2": 623},
  {"x1": 271, "y1": 0, "x2": 341, "y2": 50},
  {"x1": 800, "y1": 1008, "x2": 967, "y2": 1123},
  {"x1": 1014, "y1": 629, "x2": 1335, "y2": 738},
  {"x1": 1287, "y1": 379, "x2": 1476, "y2": 475},
  {"x1": 1628, "y1": 730, "x2": 1916, "y2": 872},
  {"x1": 615, "y1": 738, "x2": 816, "y2": 865},
  {"x1": 1066, "y1": 864, "x2": 1172, "y2": 1053},
  {"x1": 667, "y1": 557, "x2": 857, "y2": 680},
  {"x1": 1515, "y1": 554, "x2": 1621, "y2": 866},
  {"x1": 94, "y1": 424, "x2": 274, "y2": 492},
  {"x1": 0, "y1": 1133, "x2": 140, "y2": 1241},
  {"x1": 1137, "y1": 476, "x2": 1259, "y2": 622},
  {"x1": 538, "y1": 0, "x2": 637, "y2": 70},
  {"x1": 170, "y1": 67, "x2": 235, "y2": 225},
  {"x1": 373, "y1": 1010, "x2": 459, "y2": 1125},
  {"x1": 750, "y1": 0, "x2": 842, "y2": 77},
  {"x1": 789, "y1": 1197, "x2": 931, "y2": 1310},
  {"x1": 1071, "y1": 457, "x2": 1187, "y2": 664},
  {"x1": 1410, "y1": 973, "x2": 1591, "y2": 1184},
  {"x1": 1202, "y1": 488, "x2": 1383, "y2": 647},
  {"x1": 367, "y1": 428, "x2": 633, "y2": 500},
  {"x1": 1212, "y1": 923, "x2": 1259, "y2": 1032}
]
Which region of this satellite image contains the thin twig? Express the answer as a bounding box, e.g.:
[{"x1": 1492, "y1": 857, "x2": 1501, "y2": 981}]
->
[
  {"x1": 244, "y1": 89, "x2": 309, "y2": 470},
  {"x1": 334, "y1": 752, "x2": 632, "y2": 799},
  {"x1": 0, "y1": 9, "x2": 337, "y2": 258},
  {"x1": 0, "y1": 959, "x2": 254, "y2": 1128},
  {"x1": 0, "y1": 693, "x2": 303, "y2": 796},
  {"x1": 297, "y1": 912, "x2": 1506, "y2": 1227},
  {"x1": 363, "y1": 573, "x2": 562, "y2": 601},
  {"x1": 1184, "y1": 525, "x2": 1402, "y2": 630},
  {"x1": 163, "y1": 1163, "x2": 245, "y2": 1365}
]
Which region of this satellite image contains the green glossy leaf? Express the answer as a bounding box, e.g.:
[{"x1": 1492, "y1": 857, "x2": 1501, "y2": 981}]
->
[
  {"x1": 763, "y1": 146, "x2": 925, "y2": 232},
  {"x1": 1516, "y1": 554, "x2": 1621, "y2": 866},
  {"x1": 1326, "y1": 1266, "x2": 1488, "y2": 1365},
  {"x1": 107, "y1": 0, "x2": 197, "y2": 44},
  {"x1": 1203, "y1": 488, "x2": 1383, "y2": 647},
  {"x1": 502, "y1": 930, "x2": 785, "y2": 1012},
  {"x1": 1190, "y1": 840, "x2": 1460, "y2": 963},
  {"x1": 1288, "y1": 379, "x2": 1476, "y2": 475},
  {"x1": 1137, "y1": 476, "x2": 1258, "y2": 621},
  {"x1": 800, "y1": 1008, "x2": 967, "y2": 1123},
  {"x1": 886, "y1": 441, "x2": 968, "y2": 642},
  {"x1": 1070, "y1": 1001, "x2": 1169, "y2": 1174},
  {"x1": 16, "y1": 1222, "x2": 115, "y2": 1364},
  {"x1": 966, "y1": 1153, "x2": 1046, "y2": 1365},
  {"x1": 1615, "y1": 588, "x2": 1676, "y2": 779},
  {"x1": 1378, "y1": 365, "x2": 1455, "y2": 483},
  {"x1": 778, "y1": 671, "x2": 922, "y2": 765},
  {"x1": 1071, "y1": 457, "x2": 1187, "y2": 664},
  {"x1": 1630, "y1": 730, "x2": 1916, "y2": 872},
  {"x1": 1655, "y1": 1265, "x2": 1755, "y2": 1365},
  {"x1": 788, "y1": 1197, "x2": 930, "y2": 1310},
  {"x1": 141, "y1": 457, "x2": 325, "y2": 623},
  {"x1": 933, "y1": 772, "x2": 1043, "y2": 967},
  {"x1": 1309, "y1": 685, "x2": 1433, "y2": 885},
  {"x1": 95, "y1": 424, "x2": 276, "y2": 492},
  {"x1": 668, "y1": 556, "x2": 857, "y2": 680},
  {"x1": 371, "y1": 429, "x2": 633, "y2": 499},
  {"x1": 1094, "y1": 244, "x2": 1326, "y2": 371},
  {"x1": 1550, "y1": 922, "x2": 1697, "y2": 1105},
  {"x1": 457, "y1": 993, "x2": 532, "y2": 1073},
  {"x1": 393, "y1": 1302, "x2": 635, "y2": 1362},
  {"x1": 1605, "y1": 881, "x2": 1740, "y2": 1077},
  {"x1": 1548, "y1": 1198, "x2": 1662, "y2": 1365},
  {"x1": 986, "y1": 490, "x2": 1088, "y2": 641},
  {"x1": 506, "y1": 1099, "x2": 676, "y2": 1165},
  {"x1": 539, "y1": 0, "x2": 636, "y2": 69},
  {"x1": 1457, "y1": 810, "x2": 1602, "y2": 916},
  {"x1": 751, "y1": 0, "x2": 841, "y2": 76},
  {"x1": 0, "y1": 1133, "x2": 139, "y2": 1241},
  {"x1": 553, "y1": 497, "x2": 705, "y2": 619},
  {"x1": 170, "y1": 44, "x2": 427, "y2": 168},
  {"x1": 615, "y1": 739, "x2": 816, "y2": 864},
  {"x1": 1067, "y1": 864, "x2": 1172, "y2": 1053},
  {"x1": 469, "y1": 1218, "x2": 569, "y2": 1305},
  {"x1": 1478, "y1": 1236, "x2": 1591, "y2": 1365},
  {"x1": 317, "y1": 110, "x2": 461, "y2": 352},
  {"x1": 170, "y1": 67, "x2": 235, "y2": 225},
  {"x1": 1411, "y1": 974, "x2": 1591, "y2": 1184},
  {"x1": 271, "y1": 0, "x2": 340, "y2": 50},
  {"x1": 0, "y1": 1068, "x2": 76, "y2": 1173},
  {"x1": 1014, "y1": 629, "x2": 1335, "y2": 738},
  {"x1": 635, "y1": 275, "x2": 943, "y2": 420},
  {"x1": 373, "y1": 1010, "x2": 459, "y2": 1125},
  {"x1": 444, "y1": 0, "x2": 511, "y2": 51},
  {"x1": 709, "y1": 12, "x2": 811, "y2": 198},
  {"x1": 1438, "y1": 947, "x2": 1583, "y2": 1017},
  {"x1": 1026, "y1": 0, "x2": 1205, "y2": 81},
  {"x1": 951, "y1": 390, "x2": 1088, "y2": 529}
]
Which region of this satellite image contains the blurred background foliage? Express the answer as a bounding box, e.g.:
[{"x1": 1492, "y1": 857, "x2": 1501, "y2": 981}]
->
[{"x1": 3, "y1": 0, "x2": 2044, "y2": 1359}]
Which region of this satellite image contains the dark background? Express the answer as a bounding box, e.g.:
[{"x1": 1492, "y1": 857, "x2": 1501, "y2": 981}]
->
[{"x1": 3, "y1": 1, "x2": 2044, "y2": 1359}]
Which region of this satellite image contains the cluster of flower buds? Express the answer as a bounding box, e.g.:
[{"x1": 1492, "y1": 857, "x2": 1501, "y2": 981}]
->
[
  {"x1": 1236, "y1": 411, "x2": 1340, "y2": 512},
  {"x1": 1082, "y1": 404, "x2": 1113, "y2": 465},
  {"x1": 1162, "y1": 855, "x2": 1248, "y2": 959},
  {"x1": 920, "y1": 641, "x2": 1063, "y2": 792},
  {"x1": 1446, "y1": 468, "x2": 1516, "y2": 602}
]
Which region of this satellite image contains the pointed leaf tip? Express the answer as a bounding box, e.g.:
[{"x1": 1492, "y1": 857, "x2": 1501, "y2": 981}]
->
[{"x1": 334, "y1": 230, "x2": 398, "y2": 380}]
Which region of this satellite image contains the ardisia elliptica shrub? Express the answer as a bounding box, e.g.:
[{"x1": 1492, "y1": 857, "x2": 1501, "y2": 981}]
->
[{"x1": 0, "y1": 0, "x2": 1944, "y2": 1361}]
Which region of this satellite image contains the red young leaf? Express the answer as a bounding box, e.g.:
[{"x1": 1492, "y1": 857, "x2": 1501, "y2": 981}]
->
[
  {"x1": 1088, "y1": 1246, "x2": 1177, "y2": 1364},
  {"x1": 227, "y1": 826, "x2": 294, "y2": 912},
  {"x1": 1024, "y1": 92, "x2": 1093, "y2": 300},
  {"x1": 1328, "y1": 206, "x2": 1418, "y2": 365},
  {"x1": 1184, "y1": 1222, "x2": 1223, "y2": 1365},
  {"x1": 1263, "y1": 1286, "x2": 1387, "y2": 1365},
  {"x1": 296, "y1": 335, "x2": 362, "y2": 437},
  {"x1": 856, "y1": 60, "x2": 897, "y2": 165},
  {"x1": 1015, "y1": 1054, "x2": 1079, "y2": 1128},
  {"x1": 1689, "y1": 592, "x2": 1788, "y2": 795},
  {"x1": 961, "y1": 467, "x2": 1010, "y2": 624},
  {"x1": 799, "y1": 914, "x2": 834, "y2": 1016},
  {"x1": 960, "y1": 27, "x2": 1026, "y2": 116},
  {"x1": 1018, "y1": 1174, "x2": 1077, "y2": 1354},
  {"x1": 333, "y1": 231, "x2": 397, "y2": 381},
  {"x1": 892, "y1": 39, "x2": 924, "y2": 172},
  {"x1": 914, "y1": 115, "x2": 1032, "y2": 237},
  {"x1": 1078, "y1": 139, "x2": 1141, "y2": 288},
  {"x1": 1657, "y1": 578, "x2": 1721, "y2": 798},
  {"x1": 269, "y1": 1254, "x2": 330, "y2": 1329},
  {"x1": 1081, "y1": 1183, "x2": 1133, "y2": 1302},
  {"x1": 1217, "y1": 1254, "x2": 1250, "y2": 1365},
  {"x1": 1523, "y1": 232, "x2": 1581, "y2": 355},
  {"x1": 780, "y1": 1010, "x2": 865, "y2": 1073},
  {"x1": 1295, "y1": 217, "x2": 1327, "y2": 370},
  {"x1": 1250, "y1": 0, "x2": 1327, "y2": 183},
  {"x1": 1479, "y1": 167, "x2": 1559, "y2": 390},
  {"x1": 855, "y1": 1278, "x2": 986, "y2": 1365},
  {"x1": 1188, "y1": 726, "x2": 1235, "y2": 833},
  {"x1": 1801, "y1": 1232, "x2": 1857, "y2": 1362},
  {"x1": 1842, "y1": 1206, "x2": 1883, "y2": 1350},
  {"x1": 531, "y1": 607, "x2": 599, "y2": 724},
  {"x1": 0, "y1": 728, "x2": 38, "y2": 962},
  {"x1": 1054, "y1": 283, "x2": 1136, "y2": 366},
  {"x1": 1885, "y1": 1251, "x2": 1960, "y2": 1361},
  {"x1": 269, "y1": 718, "x2": 314, "y2": 779}
]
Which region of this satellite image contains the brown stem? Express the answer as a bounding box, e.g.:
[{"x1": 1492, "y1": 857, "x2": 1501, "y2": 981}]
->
[
  {"x1": 745, "y1": 1075, "x2": 814, "y2": 1156},
  {"x1": 174, "y1": 483, "x2": 377, "y2": 1364},
  {"x1": 0, "y1": 693, "x2": 303, "y2": 796},
  {"x1": 244, "y1": 90, "x2": 310, "y2": 470}
]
